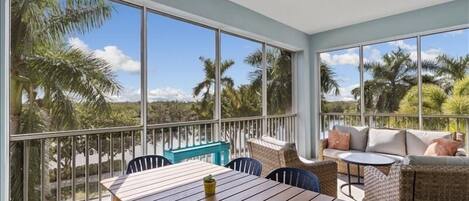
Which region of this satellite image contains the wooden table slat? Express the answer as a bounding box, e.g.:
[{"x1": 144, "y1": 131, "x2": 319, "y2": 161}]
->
[
  {"x1": 222, "y1": 180, "x2": 280, "y2": 201},
  {"x1": 244, "y1": 183, "x2": 291, "y2": 201},
  {"x1": 171, "y1": 174, "x2": 260, "y2": 201},
  {"x1": 120, "y1": 166, "x2": 229, "y2": 200},
  {"x1": 138, "y1": 170, "x2": 249, "y2": 201},
  {"x1": 289, "y1": 190, "x2": 320, "y2": 201},
  {"x1": 265, "y1": 186, "x2": 305, "y2": 201}
]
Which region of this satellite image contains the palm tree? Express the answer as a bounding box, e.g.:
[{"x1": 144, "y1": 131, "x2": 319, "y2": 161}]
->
[
  {"x1": 443, "y1": 76, "x2": 469, "y2": 115},
  {"x1": 435, "y1": 54, "x2": 469, "y2": 92},
  {"x1": 320, "y1": 62, "x2": 340, "y2": 96},
  {"x1": 351, "y1": 48, "x2": 439, "y2": 113},
  {"x1": 192, "y1": 57, "x2": 234, "y2": 118},
  {"x1": 10, "y1": 0, "x2": 119, "y2": 200},
  {"x1": 245, "y1": 48, "x2": 292, "y2": 114}
]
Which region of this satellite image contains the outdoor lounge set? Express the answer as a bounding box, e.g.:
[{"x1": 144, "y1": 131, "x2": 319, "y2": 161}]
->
[{"x1": 318, "y1": 125, "x2": 469, "y2": 200}]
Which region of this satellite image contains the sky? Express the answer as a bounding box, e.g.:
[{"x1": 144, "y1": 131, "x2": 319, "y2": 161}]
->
[
  {"x1": 68, "y1": 2, "x2": 262, "y2": 103},
  {"x1": 320, "y1": 29, "x2": 469, "y2": 102}
]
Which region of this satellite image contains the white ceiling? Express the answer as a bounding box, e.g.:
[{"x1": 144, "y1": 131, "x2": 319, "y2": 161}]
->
[{"x1": 230, "y1": 0, "x2": 453, "y2": 34}]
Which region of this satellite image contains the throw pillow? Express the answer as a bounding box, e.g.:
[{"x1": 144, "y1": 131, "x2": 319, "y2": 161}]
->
[
  {"x1": 328, "y1": 129, "x2": 350, "y2": 151},
  {"x1": 424, "y1": 138, "x2": 461, "y2": 156}
]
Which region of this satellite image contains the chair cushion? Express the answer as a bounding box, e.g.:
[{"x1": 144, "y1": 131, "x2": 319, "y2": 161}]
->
[
  {"x1": 334, "y1": 125, "x2": 369, "y2": 151},
  {"x1": 261, "y1": 136, "x2": 296, "y2": 150},
  {"x1": 406, "y1": 129, "x2": 452, "y2": 155},
  {"x1": 323, "y1": 148, "x2": 360, "y2": 159},
  {"x1": 403, "y1": 155, "x2": 469, "y2": 166},
  {"x1": 328, "y1": 129, "x2": 350, "y2": 151},
  {"x1": 424, "y1": 138, "x2": 461, "y2": 156},
  {"x1": 366, "y1": 128, "x2": 406, "y2": 156}
]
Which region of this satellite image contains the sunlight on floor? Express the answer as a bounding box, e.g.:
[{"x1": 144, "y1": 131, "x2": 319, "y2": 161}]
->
[{"x1": 337, "y1": 174, "x2": 365, "y2": 201}]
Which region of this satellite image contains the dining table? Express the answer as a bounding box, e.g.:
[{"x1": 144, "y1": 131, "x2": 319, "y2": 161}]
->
[{"x1": 100, "y1": 160, "x2": 339, "y2": 201}]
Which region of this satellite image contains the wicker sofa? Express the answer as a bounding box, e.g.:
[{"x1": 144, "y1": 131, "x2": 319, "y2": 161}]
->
[
  {"x1": 319, "y1": 126, "x2": 467, "y2": 176},
  {"x1": 364, "y1": 155, "x2": 469, "y2": 201},
  {"x1": 247, "y1": 136, "x2": 338, "y2": 197}
]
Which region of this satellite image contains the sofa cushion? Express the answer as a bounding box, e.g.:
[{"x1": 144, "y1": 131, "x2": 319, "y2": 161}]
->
[
  {"x1": 323, "y1": 148, "x2": 360, "y2": 159},
  {"x1": 334, "y1": 125, "x2": 369, "y2": 151},
  {"x1": 328, "y1": 129, "x2": 350, "y2": 151},
  {"x1": 406, "y1": 129, "x2": 452, "y2": 155},
  {"x1": 424, "y1": 138, "x2": 461, "y2": 156},
  {"x1": 366, "y1": 128, "x2": 406, "y2": 156},
  {"x1": 403, "y1": 155, "x2": 469, "y2": 166}
]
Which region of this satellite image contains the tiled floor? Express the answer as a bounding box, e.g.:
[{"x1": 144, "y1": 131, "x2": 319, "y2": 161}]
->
[{"x1": 336, "y1": 174, "x2": 364, "y2": 201}]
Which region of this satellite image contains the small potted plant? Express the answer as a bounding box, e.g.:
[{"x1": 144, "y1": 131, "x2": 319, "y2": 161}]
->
[{"x1": 203, "y1": 174, "x2": 216, "y2": 196}]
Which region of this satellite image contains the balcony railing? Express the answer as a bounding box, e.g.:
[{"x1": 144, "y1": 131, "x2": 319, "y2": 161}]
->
[
  {"x1": 10, "y1": 114, "x2": 297, "y2": 201},
  {"x1": 320, "y1": 112, "x2": 469, "y2": 141}
]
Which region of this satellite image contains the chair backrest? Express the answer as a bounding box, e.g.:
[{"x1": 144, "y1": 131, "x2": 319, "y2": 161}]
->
[
  {"x1": 126, "y1": 155, "x2": 172, "y2": 174},
  {"x1": 266, "y1": 167, "x2": 320, "y2": 192},
  {"x1": 224, "y1": 157, "x2": 262, "y2": 176},
  {"x1": 247, "y1": 138, "x2": 300, "y2": 176}
]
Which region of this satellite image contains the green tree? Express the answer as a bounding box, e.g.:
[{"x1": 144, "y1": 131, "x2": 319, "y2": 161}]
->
[
  {"x1": 245, "y1": 48, "x2": 292, "y2": 115},
  {"x1": 192, "y1": 57, "x2": 234, "y2": 119},
  {"x1": 352, "y1": 48, "x2": 438, "y2": 113},
  {"x1": 398, "y1": 84, "x2": 447, "y2": 114},
  {"x1": 10, "y1": 0, "x2": 118, "y2": 200},
  {"x1": 320, "y1": 62, "x2": 340, "y2": 96},
  {"x1": 443, "y1": 76, "x2": 469, "y2": 114},
  {"x1": 436, "y1": 54, "x2": 469, "y2": 92}
]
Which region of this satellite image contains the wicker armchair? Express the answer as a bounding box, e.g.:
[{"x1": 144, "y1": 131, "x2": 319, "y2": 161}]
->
[
  {"x1": 247, "y1": 138, "x2": 338, "y2": 197},
  {"x1": 364, "y1": 163, "x2": 469, "y2": 201}
]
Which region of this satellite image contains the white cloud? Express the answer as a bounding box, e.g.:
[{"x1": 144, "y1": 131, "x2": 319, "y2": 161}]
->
[
  {"x1": 388, "y1": 40, "x2": 416, "y2": 51},
  {"x1": 409, "y1": 48, "x2": 442, "y2": 61},
  {"x1": 109, "y1": 88, "x2": 141, "y2": 102},
  {"x1": 148, "y1": 87, "x2": 195, "y2": 102},
  {"x1": 320, "y1": 51, "x2": 359, "y2": 66},
  {"x1": 68, "y1": 37, "x2": 140, "y2": 73},
  {"x1": 324, "y1": 84, "x2": 359, "y2": 102}
]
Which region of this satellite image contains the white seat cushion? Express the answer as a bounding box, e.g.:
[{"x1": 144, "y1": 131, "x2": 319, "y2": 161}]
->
[
  {"x1": 323, "y1": 148, "x2": 360, "y2": 159},
  {"x1": 366, "y1": 128, "x2": 406, "y2": 156},
  {"x1": 403, "y1": 155, "x2": 469, "y2": 166},
  {"x1": 406, "y1": 129, "x2": 453, "y2": 155}
]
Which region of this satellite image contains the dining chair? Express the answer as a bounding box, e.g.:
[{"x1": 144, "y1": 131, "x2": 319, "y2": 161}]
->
[
  {"x1": 224, "y1": 157, "x2": 262, "y2": 176},
  {"x1": 126, "y1": 155, "x2": 172, "y2": 174},
  {"x1": 266, "y1": 167, "x2": 320, "y2": 192}
]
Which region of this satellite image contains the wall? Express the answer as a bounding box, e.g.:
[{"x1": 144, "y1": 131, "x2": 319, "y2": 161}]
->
[
  {"x1": 309, "y1": 0, "x2": 469, "y2": 156},
  {"x1": 0, "y1": 0, "x2": 10, "y2": 200}
]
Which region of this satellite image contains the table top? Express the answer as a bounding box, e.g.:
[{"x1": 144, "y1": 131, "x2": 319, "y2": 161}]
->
[
  {"x1": 100, "y1": 160, "x2": 338, "y2": 201},
  {"x1": 338, "y1": 152, "x2": 395, "y2": 166}
]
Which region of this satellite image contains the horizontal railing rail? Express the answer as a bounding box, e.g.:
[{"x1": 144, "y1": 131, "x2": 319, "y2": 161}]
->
[{"x1": 12, "y1": 114, "x2": 297, "y2": 201}]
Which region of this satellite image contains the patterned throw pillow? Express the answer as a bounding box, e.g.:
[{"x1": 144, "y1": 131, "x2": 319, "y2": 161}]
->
[
  {"x1": 327, "y1": 129, "x2": 350, "y2": 151},
  {"x1": 424, "y1": 138, "x2": 461, "y2": 156}
]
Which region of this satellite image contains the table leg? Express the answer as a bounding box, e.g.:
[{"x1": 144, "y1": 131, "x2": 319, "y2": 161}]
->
[
  {"x1": 357, "y1": 164, "x2": 360, "y2": 184},
  {"x1": 347, "y1": 163, "x2": 351, "y2": 196}
]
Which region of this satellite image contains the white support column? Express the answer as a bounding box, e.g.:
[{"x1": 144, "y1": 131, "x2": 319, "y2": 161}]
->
[
  {"x1": 141, "y1": 7, "x2": 148, "y2": 155},
  {"x1": 0, "y1": 0, "x2": 10, "y2": 200},
  {"x1": 359, "y1": 46, "x2": 365, "y2": 126},
  {"x1": 261, "y1": 43, "x2": 267, "y2": 135},
  {"x1": 417, "y1": 36, "x2": 423, "y2": 130},
  {"x1": 214, "y1": 29, "x2": 221, "y2": 141}
]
